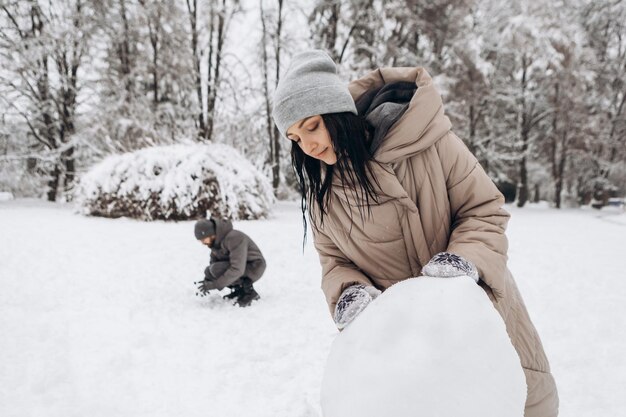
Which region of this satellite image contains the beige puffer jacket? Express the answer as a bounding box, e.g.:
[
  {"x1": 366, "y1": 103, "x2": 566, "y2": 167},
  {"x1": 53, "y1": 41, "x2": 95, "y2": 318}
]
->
[{"x1": 312, "y1": 67, "x2": 559, "y2": 417}]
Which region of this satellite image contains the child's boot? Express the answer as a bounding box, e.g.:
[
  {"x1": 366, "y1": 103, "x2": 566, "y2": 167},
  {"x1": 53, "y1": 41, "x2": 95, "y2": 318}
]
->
[
  {"x1": 223, "y1": 283, "x2": 243, "y2": 301},
  {"x1": 235, "y1": 277, "x2": 260, "y2": 307}
]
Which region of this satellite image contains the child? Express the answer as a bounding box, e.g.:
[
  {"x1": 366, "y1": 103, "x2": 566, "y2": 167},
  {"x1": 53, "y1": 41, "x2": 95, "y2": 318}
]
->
[{"x1": 194, "y1": 218, "x2": 266, "y2": 307}]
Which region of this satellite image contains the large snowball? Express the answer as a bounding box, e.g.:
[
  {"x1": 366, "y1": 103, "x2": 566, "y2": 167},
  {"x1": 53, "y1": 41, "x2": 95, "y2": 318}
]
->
[{"x1": 321, "y1": 277, "x2": 526, "y2": 417}]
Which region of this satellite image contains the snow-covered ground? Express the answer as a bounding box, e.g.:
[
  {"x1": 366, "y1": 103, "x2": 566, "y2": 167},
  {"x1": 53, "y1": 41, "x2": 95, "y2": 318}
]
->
[{"x1": 1, "y1": 199, "x2": 624, "y2": 417}]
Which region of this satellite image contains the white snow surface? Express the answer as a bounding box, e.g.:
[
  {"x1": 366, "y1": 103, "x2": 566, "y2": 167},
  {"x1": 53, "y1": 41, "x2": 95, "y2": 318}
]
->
[
  {"x1": 1, "y1": 200, "x2": 625, "y2": 417},
  {"x1": 322, "y1": 277, "x2": 526, "y2": 417},
  {"x1": 0, "y1": 191, "x2": 14, "y2": 201}
]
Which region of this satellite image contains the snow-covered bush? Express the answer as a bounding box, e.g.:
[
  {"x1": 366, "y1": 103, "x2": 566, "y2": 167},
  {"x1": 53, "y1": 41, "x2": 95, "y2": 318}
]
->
[
  {"x1": 0, "y1": 159, "x2": 48, "y2": 199},
  {"x1": 0, "y1": 191, "x2": 15, "y2": 201},
  {"x1": 75, "y1": 143, "x2": 274, "y2": 221}
]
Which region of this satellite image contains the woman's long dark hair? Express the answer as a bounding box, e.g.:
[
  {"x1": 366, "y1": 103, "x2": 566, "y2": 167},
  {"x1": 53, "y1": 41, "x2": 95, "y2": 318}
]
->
[{"x1": 292, "y1": 112, "x2": 380, "y2": 243}]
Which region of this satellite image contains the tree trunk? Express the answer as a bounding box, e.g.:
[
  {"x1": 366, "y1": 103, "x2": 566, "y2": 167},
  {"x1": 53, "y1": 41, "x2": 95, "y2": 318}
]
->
[
  {"x1": 148, "y1": 14, "x2": 159, "y2": 106},
  {"x1": 33, "y1": 5, "x2": 59, "y2": 201},
  {"x1": 533, "y1": 183, "x2": 541, "y2": 203},
  {"x1": 554, "y1": 177, "x2": 563, "y2": 209},
  {"x1": 550, "y1": 82, "x2": 560, "y2": 208},
  {"x1": 517, "y1": 153, "x2": 529, "y2": 208},
  {"x1": 62, "y1": 147, "x2": 75, "y2": 188},
  {"x1": 272, "y1": 0, "x2": 283, "y2": 191},
  {"x1": 119, "y1": 0, "x2": 133, "y2": 98},
  {"x1": 326, "y1": 2, "x2": 340, "y2": 61},
  {"x1": 186, "y1": 0, "x2": 206, "y2": 139},
  {"x1": 205, "y1": 0, "x2": 226, "y2": 142},
  {"x1": 57, "y1": 0, "x2": 84, "y2": 193},
  {"x1": 555, "y1": 130, "x2": 569, "y2": 209},
  {"x1": 47, "y1": 163, "x2": 61, "y2": 202},
  {"x1": 517, "y1": 57, "x2": 529, "y2": 208},
  {"x1": 260, "y1": 0, "x2": 283, "y2": 194},
  {"x1": 260, "y1": 0, "x2": 276, "y2": 192}
]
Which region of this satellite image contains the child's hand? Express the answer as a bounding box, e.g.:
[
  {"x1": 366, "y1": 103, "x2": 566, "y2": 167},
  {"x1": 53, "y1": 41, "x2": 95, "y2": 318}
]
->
[{"x1": 195, "y1": 279, "x2": 217, "y2": 297}]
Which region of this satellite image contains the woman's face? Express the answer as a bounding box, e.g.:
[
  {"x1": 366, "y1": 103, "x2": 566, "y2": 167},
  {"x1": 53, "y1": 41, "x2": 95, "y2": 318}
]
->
[{"x1": 286, "y1": 115, "x2": 337, "y2": 165}]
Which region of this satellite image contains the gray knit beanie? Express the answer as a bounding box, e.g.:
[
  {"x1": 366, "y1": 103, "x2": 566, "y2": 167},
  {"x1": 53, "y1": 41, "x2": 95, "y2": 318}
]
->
[
  {"x1": 272, "y1": 50, "x2": 357, "y2": 137},
  {"x1": 194, "y1": 219, "x2": 216, "y2": 240}
]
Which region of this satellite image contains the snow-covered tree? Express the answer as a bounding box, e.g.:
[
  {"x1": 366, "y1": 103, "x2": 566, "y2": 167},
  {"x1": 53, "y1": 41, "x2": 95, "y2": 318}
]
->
[
  {"x1": 185, "y1": 0, "x2": 242, "y2": 142},
  {"x1": 88, "y1": 0, "x2": 197, "y2": 154},
  {"x1": 487, "y1": 5, "x2": 563, "y2": 207},
  {"x1": 259, "y1": 0, "x2": 283, "y2": 194},
  {"x1": 538, "y1": 4, "x2": 591, "y2": 208},
  {"x1": 1, "y1": 0, "x2": 624, "y2": 208},
  {"x1": 579, "y1": 0, "x2": 626, "y2": 203},
  {"x1": 0, "y1": 0, "x2": 94, "y2": 201}
]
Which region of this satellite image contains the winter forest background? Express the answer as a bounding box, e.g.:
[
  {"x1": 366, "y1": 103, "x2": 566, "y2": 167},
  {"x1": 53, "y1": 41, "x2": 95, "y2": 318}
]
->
[
  {"x1": 1, "y1": 0, "x2": 625, "y2": 210},
  {"x1": 2, "y1": 1, "x2": 626, "y2": 416}
]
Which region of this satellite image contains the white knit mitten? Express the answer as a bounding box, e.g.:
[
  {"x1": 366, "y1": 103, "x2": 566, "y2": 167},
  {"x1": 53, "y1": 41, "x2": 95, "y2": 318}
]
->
[
  {"x1": 334, "y1": 285, "x2": 382, "y2": 330},
  {"x1": 422, "y1": 252, "x2": 479, "y2": 282}
]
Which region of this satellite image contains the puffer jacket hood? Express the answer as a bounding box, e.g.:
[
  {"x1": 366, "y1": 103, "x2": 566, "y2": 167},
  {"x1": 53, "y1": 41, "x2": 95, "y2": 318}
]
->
[
  {"x1": 213, "y1": 218, "x2": 234, "y2": 246},
  {"x1": 349, "y1": 67, "x2": 452, "y2": 163},
  {"x1": 356, "y1": 80, "x2": 415, "y2": 155}
]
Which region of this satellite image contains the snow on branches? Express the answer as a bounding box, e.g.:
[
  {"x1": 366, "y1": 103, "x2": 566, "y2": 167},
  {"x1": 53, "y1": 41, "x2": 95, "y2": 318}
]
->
[{"x1": 75, "y1": 143, "x2": 274, "y2": 221}]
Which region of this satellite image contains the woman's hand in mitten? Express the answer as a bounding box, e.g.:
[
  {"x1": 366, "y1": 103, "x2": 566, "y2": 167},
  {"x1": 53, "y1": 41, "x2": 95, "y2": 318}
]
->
[
  {"x1": 422, "y1": 252, "x2": 479, "y2": 282},
  {"x1": 334, "y1": 284, "x2": 382, "y2": 330}
]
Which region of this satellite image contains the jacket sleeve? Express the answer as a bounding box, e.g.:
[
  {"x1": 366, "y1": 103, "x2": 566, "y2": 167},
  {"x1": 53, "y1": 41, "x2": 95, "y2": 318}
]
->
[
  {"x1": 436, "y1": 133, "x2": 510, "y2": 299},
  {"x1": 314, "y1": 226, "x2": 375, "y2": 315},
  {"x1": 212, "y1": 234, "x2": 248, "y2": 290}
]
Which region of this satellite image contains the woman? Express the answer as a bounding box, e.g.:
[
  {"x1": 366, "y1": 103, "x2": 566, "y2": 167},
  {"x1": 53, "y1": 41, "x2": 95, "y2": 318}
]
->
[{"x1": 272, "y1": 50, "x2": 558, "y2": 417}]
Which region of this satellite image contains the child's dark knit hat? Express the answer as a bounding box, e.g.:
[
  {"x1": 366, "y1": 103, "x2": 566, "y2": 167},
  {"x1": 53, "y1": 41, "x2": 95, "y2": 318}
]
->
[{"x1": 194, "y1": 219, "x2": 216, "y2": 240}]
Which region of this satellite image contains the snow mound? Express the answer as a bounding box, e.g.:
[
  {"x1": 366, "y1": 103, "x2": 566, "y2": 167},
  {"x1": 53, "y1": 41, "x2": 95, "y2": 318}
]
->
[
  {"x1": 321, "y1": 277, "x2": 526, "y2": 417},
  {"x1": 75, "y1": 144, "x2": 274, "y2": 221},
  {"x1": 0, "y1": 191, "x2": 14, "y2": 201}
]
